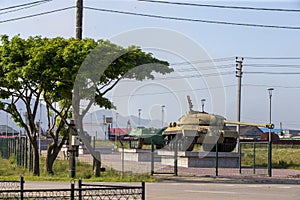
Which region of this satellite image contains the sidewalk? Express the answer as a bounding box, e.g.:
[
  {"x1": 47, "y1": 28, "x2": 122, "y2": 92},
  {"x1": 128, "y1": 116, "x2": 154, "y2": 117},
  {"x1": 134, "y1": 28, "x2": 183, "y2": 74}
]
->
[{"x1": 78, "y1": 151, "x2": 300, "y2": 184}]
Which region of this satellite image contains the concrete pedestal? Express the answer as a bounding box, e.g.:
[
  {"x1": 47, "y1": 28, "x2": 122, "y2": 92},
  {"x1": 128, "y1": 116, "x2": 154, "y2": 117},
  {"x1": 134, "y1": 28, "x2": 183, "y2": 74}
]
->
[
  {"x1": 119, "y1": 148, "x2": 161, "y2": 162},
  {"x1": 158, "y1": 151, "x2": 240, "y2": 168}
]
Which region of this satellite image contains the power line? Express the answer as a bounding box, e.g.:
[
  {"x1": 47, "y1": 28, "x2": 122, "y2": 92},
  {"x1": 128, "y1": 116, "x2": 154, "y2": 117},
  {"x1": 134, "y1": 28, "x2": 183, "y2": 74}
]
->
[
  {"x1": 244, "y1": 64, "x2": 300, "y2": 68},
  {"x1": 0, "y1": 6, "x2": 75, "y2": 24},
  {"x1": 121, "y1": 71, "x2": 234, "y2": 83},
  {"x1": 174, "y1": 65, "x2": 234, "y2": 72},
  {"x1": 112, "y1": 84, "x2": 237, "y2": 98},
  {"x1": 244, "y1": 71, "x2": 300, "y2": 75},
  {"x1": 0, "y1": 0, "x2": 52, "y2": 12},
  {"x1": 138, "y1": 0, "x2": 300, "y2": 13},
  {"x1": 244, "y1": 84, "x2": 300, "y2": 89},
  {"x1": 170, "y1": 57, "x2": 235, "y2": 65},
  {"x1": 243, "y1": 57, "x2": 300, "y2": 60},
  {"x1": 0, "y1": 1, "x2": 53, "y2": 15},
  {"x1": 85, "y1": 6, "x2": 300, "y2": 30}
]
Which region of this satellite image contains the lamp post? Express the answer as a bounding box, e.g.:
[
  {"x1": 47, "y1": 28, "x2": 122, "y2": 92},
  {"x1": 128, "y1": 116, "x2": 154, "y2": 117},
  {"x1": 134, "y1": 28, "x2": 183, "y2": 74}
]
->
[
  {"x1": 201, "y1": 99, "x2": 206, "y2": 112},
  {"x1": 161, "y1": 105, "x2": 165, "y2": 127},
  {"x1": 138, "y1": 109, "x2": 142, "y2": 126},
  {"x1": 267, "y1": 88, "x2": 274, "y2": 177}
]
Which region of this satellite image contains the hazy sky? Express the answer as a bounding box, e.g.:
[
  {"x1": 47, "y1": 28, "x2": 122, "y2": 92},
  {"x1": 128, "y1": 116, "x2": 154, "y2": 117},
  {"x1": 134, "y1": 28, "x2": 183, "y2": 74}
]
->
[{"x1": 1, "y1": 0, "x2": 300, "y2": 130}]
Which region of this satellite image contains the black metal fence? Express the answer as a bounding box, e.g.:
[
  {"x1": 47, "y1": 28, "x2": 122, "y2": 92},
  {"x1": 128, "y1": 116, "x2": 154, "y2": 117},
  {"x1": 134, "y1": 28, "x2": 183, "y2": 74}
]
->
[{"x1": 0, "y1": 177, "x2": 145, "y2": 200}]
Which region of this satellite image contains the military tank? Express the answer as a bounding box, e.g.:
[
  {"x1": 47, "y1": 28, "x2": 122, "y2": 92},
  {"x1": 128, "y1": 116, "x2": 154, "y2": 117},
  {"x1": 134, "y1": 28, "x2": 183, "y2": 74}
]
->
[
  {"x1": 162, "y1": 96, "x2": 274, "y2": 152},
  {"x1": 126, "y1": 127, "x2": 166, "y2": 149}
]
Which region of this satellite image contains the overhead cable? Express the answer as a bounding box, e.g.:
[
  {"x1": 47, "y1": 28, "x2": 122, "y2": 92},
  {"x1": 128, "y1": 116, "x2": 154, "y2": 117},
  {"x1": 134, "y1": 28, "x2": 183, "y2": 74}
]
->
[
  {"x1": 243, "y1": 57, "x2": 300, "y2": 60},
  {"x1": 170, "y1": 57, "x2": 235, "y2": 65},
  {"x1": 0, "y1": 0, "x2": 52, "y2": 12},
  {"x1": 244, "y1": 71, "x2": 300, "y2": 75},
  {"x1": 0, "y1": 6, "x2": 75, "y2": 24},
  {"x1": 0, "y1": 1, "x2": 53, "y2": 15},
  {"x1": 112, "y1": 84, "x2": 237, "y2": 98},
  {"x1": 138, "y1": 0, "x2": 300, "y2": 13},
  {"x1": 85, "y1": 6, "x2": 300, "y2": 30}
]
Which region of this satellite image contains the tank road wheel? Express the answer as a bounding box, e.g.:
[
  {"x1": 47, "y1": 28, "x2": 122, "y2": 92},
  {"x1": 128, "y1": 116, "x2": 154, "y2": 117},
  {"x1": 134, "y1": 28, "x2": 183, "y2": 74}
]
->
[
  {"x1": 218, "y1": 138, "x2": 237, "y2": 152},
  {"x1": 202, "y1": 138, "x2": 237, "y2": 152}
]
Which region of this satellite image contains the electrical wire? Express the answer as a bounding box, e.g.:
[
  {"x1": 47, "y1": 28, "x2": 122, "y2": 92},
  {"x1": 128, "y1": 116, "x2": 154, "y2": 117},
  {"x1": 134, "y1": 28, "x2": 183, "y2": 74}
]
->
[
  {"x1": 0, "y1": 0, "x2": 52, "y2": 12},
  {"x1": 244, "y1": 64, "x2": 300, "y2": 68},
  {"x1": 0, "y1": 6, "x2": 75, "y2": 24},
  {"x1": 243, "y1": 57, "x2": 300, "y2": 60},
  {"x1": 170, "y1": 57, "x2": 235, "y2": 65},
  {"x1": 85, "y1": 6, "x2": 300, "y2": 30},
  {"x1": 138, "y1": 0, "x2": 300, "y2": 13},
  {"x1": 0, "y1": 1, "x2": 52, "y2": 16},
  {"x1": 244, "y1": 71, "x2": 300, "y2": 75},
  {"x1": 174, "y1": 65, "x2": 234, "y2": 72},
  {"x1": 112, "y1": 84, "x2": 237, "y2": 98},
  {"x1": 243, "y1": 84, "x2": 300, "y2": 89}
]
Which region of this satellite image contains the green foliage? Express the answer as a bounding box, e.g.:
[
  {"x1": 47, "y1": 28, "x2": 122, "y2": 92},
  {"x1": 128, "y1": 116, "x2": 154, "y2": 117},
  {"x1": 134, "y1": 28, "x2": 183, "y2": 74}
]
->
[{"x1": 0, "y1": 34, "x2": 171, "y2": 176}]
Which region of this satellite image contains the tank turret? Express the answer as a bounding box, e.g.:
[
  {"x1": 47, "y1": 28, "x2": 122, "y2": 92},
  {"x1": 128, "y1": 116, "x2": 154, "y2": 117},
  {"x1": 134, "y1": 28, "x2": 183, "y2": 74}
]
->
[{"x1": 162, "y1": 96, "x2": 274, "y2": 152}]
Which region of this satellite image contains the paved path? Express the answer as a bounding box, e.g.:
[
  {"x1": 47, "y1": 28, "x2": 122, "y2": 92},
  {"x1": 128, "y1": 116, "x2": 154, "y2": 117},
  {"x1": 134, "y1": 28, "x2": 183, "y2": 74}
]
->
[
  {"x1": 78, "y1": 150, "x2": 300, "y2": 183},
  {"x1": 24, "y1": 181, "x2": 300, "y2": 200}
]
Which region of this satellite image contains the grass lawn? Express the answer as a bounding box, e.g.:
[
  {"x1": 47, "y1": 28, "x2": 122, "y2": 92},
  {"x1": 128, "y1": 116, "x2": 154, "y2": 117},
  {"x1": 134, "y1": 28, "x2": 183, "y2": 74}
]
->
[{"x1": 0, "y1": 156, "x2": 156, "y2": 182}]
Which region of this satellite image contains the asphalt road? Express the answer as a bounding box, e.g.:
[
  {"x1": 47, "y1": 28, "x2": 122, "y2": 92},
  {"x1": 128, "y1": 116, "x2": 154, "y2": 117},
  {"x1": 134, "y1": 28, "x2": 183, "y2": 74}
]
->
[
  {"x1": 24, "y1": 181, "x2": 300, "y2": 200},
  {"x1": 146, "y1": 182, "x2": 300, "y2": 200}
]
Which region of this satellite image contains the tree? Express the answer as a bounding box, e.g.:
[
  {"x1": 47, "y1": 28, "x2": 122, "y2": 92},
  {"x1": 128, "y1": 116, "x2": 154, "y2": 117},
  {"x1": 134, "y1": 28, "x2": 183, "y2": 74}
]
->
[
  {"x1": 0, "y1": 35, "x2": 172, "y2": 175},
  {"x1": 72, "y1": 41, "x2": 173, "y2": 172}
]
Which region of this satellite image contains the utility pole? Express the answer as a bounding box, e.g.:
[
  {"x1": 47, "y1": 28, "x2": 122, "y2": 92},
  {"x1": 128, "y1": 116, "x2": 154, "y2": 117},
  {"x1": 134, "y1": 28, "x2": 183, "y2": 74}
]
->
[
  {"x1": 76, "y1": 0, "x2": 83, "y2": 39},
  {"x1": 69, "y1": 0, "x2": 83, "y2": 179},
  {"x1": 236, "y1": 57, "x2": 243, "y2": 173}
]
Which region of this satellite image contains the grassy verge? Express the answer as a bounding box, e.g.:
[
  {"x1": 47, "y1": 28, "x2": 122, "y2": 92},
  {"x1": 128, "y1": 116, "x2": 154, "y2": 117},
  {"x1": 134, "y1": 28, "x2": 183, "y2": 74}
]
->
[
  {"x1": 241, "y1": 144, "x2": 300, "y2": 169},
  {"x1": 0, "y1": 156, "x2": 156, "y2": 182}
]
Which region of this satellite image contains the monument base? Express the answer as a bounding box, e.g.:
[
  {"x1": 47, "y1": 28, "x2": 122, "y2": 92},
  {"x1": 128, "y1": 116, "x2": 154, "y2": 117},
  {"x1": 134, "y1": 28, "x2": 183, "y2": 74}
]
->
[
  {"x1": 118, "y1": 148, "x2": 161, "y2": 162},
  {"x1": 158, "y1": 151, "x2": 240, "y2": 168}
]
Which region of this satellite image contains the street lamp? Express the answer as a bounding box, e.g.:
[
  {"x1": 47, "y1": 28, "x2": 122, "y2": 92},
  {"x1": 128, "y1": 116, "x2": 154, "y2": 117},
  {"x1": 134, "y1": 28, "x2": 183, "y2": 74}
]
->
[
  {"x1": 201, "y1": 99, "x2": 206, "y2": 112},
  {"x1": 161, "y1": 105, "x2": 165, "y2": 127},
  {"x1": 138, "y1": 109, "x2": 142, "y2": 126},
  {"x1": 267, "y1": 88, "x2": 274, "y2": 177}
]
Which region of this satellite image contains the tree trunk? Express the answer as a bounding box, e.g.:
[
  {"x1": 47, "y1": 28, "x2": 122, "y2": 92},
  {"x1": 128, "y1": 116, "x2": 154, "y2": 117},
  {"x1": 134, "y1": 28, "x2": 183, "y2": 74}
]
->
[
  {"x1": 46, "y1": 143, "x2": 63, "y2": 175},
  {"x1": 32, "y1": 141, "x2": 40, "y2": 176}
]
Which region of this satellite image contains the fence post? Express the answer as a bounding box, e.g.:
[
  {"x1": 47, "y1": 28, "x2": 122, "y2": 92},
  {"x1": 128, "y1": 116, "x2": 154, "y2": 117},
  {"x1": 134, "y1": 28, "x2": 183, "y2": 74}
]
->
[
  {"x1": 174, "y1": 140, "x2": 178, "y2": 176},
  {"x1": 78, "y1": 179, "x2": 82, "y2": 200},
  {"x1": 253, "y1": 142, "x2": 256, "y2": 174},
  {"x1": 151, "y1": 140, "x2": 154, "y2": 175},
  {"x1": 71, "y1": 182, "x2": 75, "y2": 200},
  {"x1": 215, "y1": 141, "x2": 218, "y2": 177},
  {"x1": 142, "y1": 182, "x2": 145, "y2": 200},
  {"x1": 20, "y1": 176, "x2": 24, "y2": 200}
]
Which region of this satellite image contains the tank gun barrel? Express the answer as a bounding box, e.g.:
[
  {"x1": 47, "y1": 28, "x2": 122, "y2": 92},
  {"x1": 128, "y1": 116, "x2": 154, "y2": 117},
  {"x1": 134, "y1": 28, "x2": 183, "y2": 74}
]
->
[{"x1": 224, "y1": 120, "x2": 274, "y2": 129}]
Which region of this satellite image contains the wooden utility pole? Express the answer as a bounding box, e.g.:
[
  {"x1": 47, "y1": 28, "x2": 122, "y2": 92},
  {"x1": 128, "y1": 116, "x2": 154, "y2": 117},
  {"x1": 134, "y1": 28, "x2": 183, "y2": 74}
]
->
[
  {"x1": 76, "y1": 0, "x2": 83, "y2": 39},
  {"x1": 69, "y1": 0, "x2": 83, "y2": 179}
]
